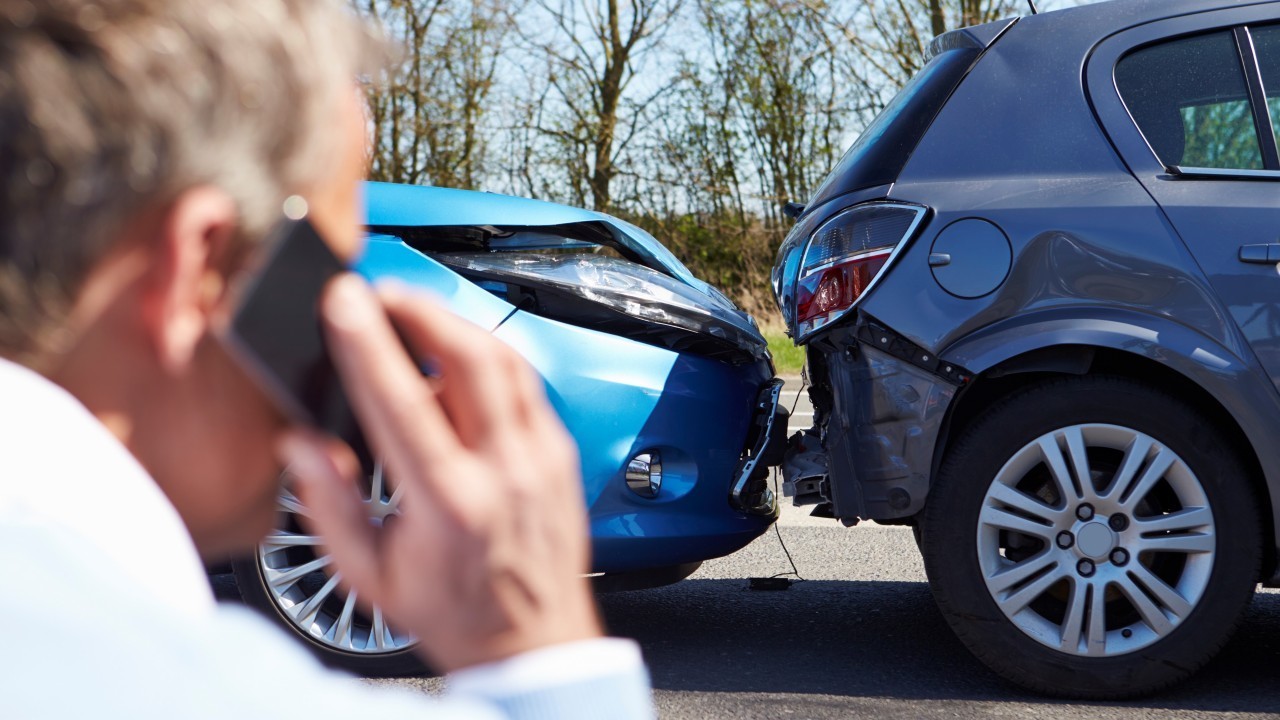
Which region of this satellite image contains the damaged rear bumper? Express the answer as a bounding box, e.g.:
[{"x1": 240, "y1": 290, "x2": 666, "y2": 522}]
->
[
  {"x1": 781, "y1": 427, "x2": 827, "y2": 505},
  {"x1": 782, "y1": 321, "x2": 965, "y2": 522}
]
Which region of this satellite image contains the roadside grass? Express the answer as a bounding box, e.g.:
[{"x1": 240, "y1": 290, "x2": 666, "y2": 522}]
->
[{"x1": 765, "y1": 329, "x2": 805, "y2": 375}]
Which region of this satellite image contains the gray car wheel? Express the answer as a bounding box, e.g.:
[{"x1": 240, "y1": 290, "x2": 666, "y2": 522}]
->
[
  {"x1": 922, "y1": 376, "x2": 1260, "y2": 698},
  {"x1": 233, "y1": 463, "x2": 427, "y2": 677},
  {"x1": 976, "y1": 423, "x2": 1214, "y2": 657}
]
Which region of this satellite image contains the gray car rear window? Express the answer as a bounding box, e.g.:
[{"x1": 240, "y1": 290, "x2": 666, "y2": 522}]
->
[
  {"x1": 803, "y1": 46, "x2": 979, "y2": 212},
  {"x1": 1116, "y1": 31, "x2": 1263, "y2": 170}
]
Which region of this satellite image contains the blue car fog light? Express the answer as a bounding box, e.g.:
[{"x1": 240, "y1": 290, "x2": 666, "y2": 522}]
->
[{"x1": 625, "y1": 452, "x2": 662, "y2": 498}]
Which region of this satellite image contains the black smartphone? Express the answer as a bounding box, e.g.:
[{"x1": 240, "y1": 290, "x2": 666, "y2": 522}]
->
[{"x1": 218, "y1": 216, "x2": 363, "y2": 448}]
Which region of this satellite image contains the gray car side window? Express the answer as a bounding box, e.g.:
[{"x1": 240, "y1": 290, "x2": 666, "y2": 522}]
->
[
  {"x1": 1250, "y1": 25, "x2": 1280, "y2": 154},
  {"x1": 1116, "y1": 31, "x2": 1264, "y2": 171}
]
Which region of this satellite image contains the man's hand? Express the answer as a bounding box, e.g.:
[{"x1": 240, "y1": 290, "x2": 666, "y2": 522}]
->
[{"x1": 278, "y1": 274, "x2": 602, "y2": 672}]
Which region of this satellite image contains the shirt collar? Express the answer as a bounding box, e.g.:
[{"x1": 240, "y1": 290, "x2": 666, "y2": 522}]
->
[{"x1": 0, "y1": 357, "x2": 215, "y2": 614}]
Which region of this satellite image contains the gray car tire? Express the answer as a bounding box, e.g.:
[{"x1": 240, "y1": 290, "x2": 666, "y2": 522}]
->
[{"x1": 922, "y1": 375, "x2": 1260, "y2": 699}]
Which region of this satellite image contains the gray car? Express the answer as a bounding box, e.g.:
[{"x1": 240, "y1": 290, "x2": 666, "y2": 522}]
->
[{"x1": 773, "y1": 0, "x2": 1280, "y2": 699}]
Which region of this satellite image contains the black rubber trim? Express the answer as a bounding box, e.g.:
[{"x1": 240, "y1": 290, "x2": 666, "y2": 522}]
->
[{"x1": 856, "y1": 321, "x2": 972, "y2": 386}]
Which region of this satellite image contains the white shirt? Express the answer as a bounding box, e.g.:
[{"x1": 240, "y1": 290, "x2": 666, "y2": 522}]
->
[{"x1": 0, "y1": 358, "x2": 653, "y2": 719}]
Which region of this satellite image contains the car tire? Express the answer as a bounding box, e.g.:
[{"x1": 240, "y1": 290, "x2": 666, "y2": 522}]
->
[
  {"x1": 232, "y1": 466, "x2": 429, "y2": 678},
  {"x1": 921, "y1": 375, "x2": 1260, "y2": 699},
  {"x1": 232, "y1": 556, "x2": 427, "y2": 678}
]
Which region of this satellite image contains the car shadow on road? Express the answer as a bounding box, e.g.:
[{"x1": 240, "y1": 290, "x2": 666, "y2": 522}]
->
[{"x1": 598, "y1": 578, "x2": 1280, "y2": 711}]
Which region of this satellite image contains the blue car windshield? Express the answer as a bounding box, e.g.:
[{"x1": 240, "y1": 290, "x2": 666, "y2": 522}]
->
[{"x1": 805, "y1": 46, "x2": 979, "y2": 212}]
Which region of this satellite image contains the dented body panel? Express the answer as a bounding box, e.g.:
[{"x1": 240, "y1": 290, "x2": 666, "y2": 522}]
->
[{"x1": 807, "y1": 332, "x2": 956, "y2": 520}]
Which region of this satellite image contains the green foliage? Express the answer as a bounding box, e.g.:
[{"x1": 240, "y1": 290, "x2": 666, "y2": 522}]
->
[
  {"x1": 614, "y1": 208, "x2": 783, "y2": 318},
  {"x1": 1182, "y1": 101, "x2": 1264, "y2": 170},
  {"x1": 765, "y1": 329, "x2": 806, "y2": 375}
]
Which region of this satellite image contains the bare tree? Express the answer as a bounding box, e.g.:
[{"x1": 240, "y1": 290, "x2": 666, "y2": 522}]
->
[
  {"x1": 363, "y1": 0, "x2": 445, "y2": 184},
  {"x1": 829, "y1": 0, "x2": 1021, "y2": 96},
  {"x1": 363, "y1": 0, "x2": 516, "y2": 188},
  {"x1": 521, "y1": 0, "x2": 681, "y2": 211},
  {"x1": 351, "y1": 0, "x2": 1034, "y2": 320},
  {"x1": 682, "y1": 0, "x2": 867, "y2": 224}
]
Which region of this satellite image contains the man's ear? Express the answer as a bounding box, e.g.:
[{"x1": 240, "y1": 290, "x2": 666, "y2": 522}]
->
[{"x1": 142, "y1": 186, "x2": 237, "y2": 374}]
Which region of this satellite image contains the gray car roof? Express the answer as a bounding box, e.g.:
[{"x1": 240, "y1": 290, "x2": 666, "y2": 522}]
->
[{"x1": 1028, "y1": 0, "x2": 1278, "y2": 40}]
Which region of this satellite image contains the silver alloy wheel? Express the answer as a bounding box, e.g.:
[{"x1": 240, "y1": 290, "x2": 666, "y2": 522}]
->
[
  {"x1": 258, "y1": 462, "x2": 416, "y2": 655},
  {"x1": 977, "y1": 424, "x2": 1214, "y2": 657}
]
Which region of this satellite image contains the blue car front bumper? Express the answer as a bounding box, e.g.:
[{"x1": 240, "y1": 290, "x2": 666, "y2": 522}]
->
[{"x1": 495, "y1": 309, "x2": 779, "y2": 573}]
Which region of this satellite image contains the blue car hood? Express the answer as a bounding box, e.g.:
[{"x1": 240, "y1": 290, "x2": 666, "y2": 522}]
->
[
  {"x1": 361, "y1": 181, "x2": 768, "y2": 365},
  {"x1": 364, "y1": 181, "x2": 704, "y2": 290}
]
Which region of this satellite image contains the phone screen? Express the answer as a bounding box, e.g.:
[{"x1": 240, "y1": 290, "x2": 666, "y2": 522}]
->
[{"x1": 219, "y1": 217, "x2": 362, "y2": 447}]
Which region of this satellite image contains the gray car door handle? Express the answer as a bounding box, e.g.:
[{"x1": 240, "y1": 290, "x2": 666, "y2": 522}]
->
[{"x1": 1238, "y1": 244, "x2": 1280, "y2": 263}]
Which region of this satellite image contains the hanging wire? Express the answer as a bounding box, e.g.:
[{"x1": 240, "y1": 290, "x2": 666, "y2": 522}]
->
[
  {"x1": 768, "y1": 467, "x2": 806, "y2": 582},
  {"x1": 767, "y1": 371, "x2": 810, "y2": 582}
]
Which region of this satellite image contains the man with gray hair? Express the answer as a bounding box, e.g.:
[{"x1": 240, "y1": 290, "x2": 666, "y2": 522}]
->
[{"x1": 0, "y1": 1, "x2": 653, "y2": 717}]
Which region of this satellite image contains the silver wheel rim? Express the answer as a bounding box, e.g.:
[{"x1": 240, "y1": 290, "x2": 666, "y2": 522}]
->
[
  {"x1": 977, "y1": 424, "x2": 1214, "y2": 657},
  {"x1": 258, "y1": 462, "x2": 417, "y2": 655}
]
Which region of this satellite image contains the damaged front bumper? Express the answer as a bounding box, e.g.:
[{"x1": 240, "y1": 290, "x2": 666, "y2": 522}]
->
[
  {"x1": 359, "y1": 181, "x2": 784, "y2": 577},
  {"x1": 782, "y1": 320, "x2": 967, "y2": 522},
  {"x1": 731, "y1": 379, "x2": 789, "y2": 515}
]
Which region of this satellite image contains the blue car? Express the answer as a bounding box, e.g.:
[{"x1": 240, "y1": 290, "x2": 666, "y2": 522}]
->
[{"x1": 231, "y1": 182, "x2": 784, "y2": 675}]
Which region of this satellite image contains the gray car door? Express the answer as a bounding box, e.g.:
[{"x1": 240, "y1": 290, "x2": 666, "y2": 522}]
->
[{"x1": 1091, "y1": 6, "x2": 1280, "y2": 394}]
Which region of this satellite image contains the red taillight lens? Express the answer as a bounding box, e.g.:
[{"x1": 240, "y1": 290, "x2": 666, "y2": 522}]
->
[
  {"x1": 795, "y1": 249, "x2": 892, "y2": 334},
  {"x1": 792, "y1": 203, "x2": 924, "y2": 339}
]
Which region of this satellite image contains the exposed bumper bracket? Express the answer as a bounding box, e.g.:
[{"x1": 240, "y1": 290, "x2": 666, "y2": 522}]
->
[
  {"x1": 781, "y1": 427, "x2": 829, "y2": 506},
  {"x1": 730, "y1": 379, "x2": 788, "y2": 515}
]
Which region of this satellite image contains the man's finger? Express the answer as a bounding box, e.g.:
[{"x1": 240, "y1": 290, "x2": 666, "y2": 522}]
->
[
  {"x1": 278, "y1": 430, "x2": 383, "y2": 604},
  {"x1": 320, "y1": 274, "x2": 459, "y2": 479},
  {"x1": 376, "y1": 283, "x2": 523, "y2": 450}
]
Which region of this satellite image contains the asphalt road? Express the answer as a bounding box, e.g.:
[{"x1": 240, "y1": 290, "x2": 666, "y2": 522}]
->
[
  {"x1": 220, "y1": 380, "x2": 1280, "y2": 717},
  {"x1": 360, "y1": 506, "x2": 1280, "y2": 719}
]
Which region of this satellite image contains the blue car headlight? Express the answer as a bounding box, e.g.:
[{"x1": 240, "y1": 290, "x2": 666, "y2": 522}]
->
[{"x1": 438, "y1": 252, "x2": 769, "y2": 365}]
